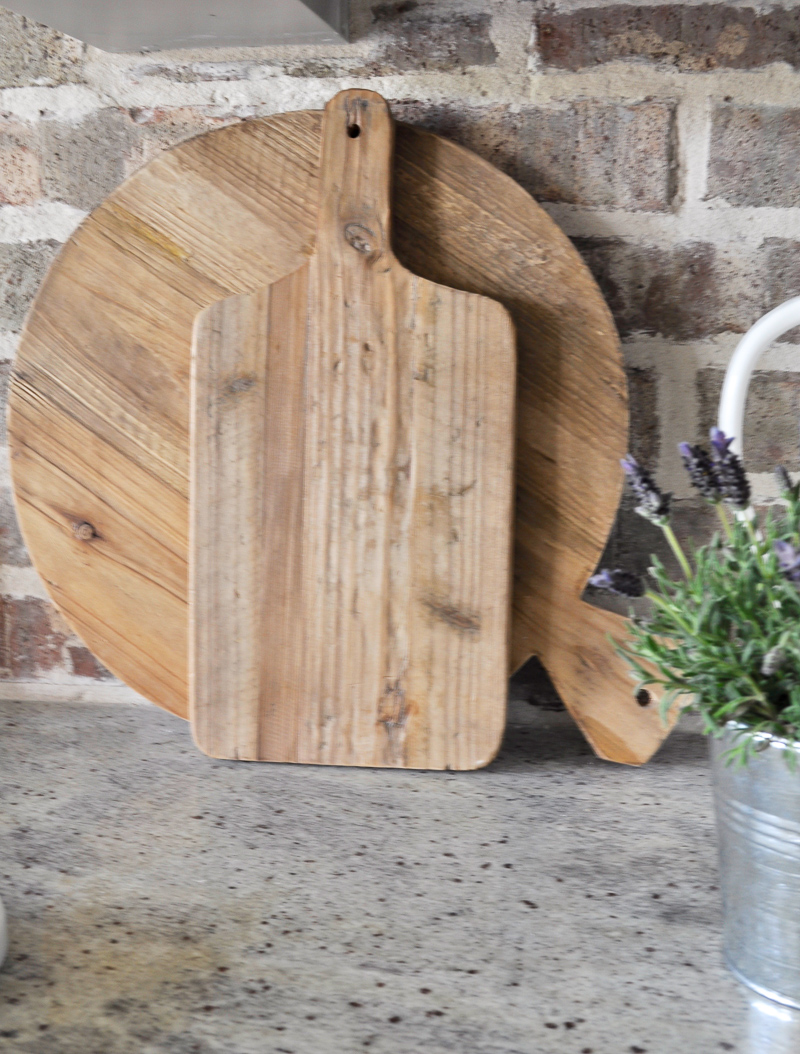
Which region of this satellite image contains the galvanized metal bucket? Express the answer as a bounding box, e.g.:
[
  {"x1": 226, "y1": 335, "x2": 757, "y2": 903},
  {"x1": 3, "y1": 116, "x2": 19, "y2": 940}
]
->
[{"x1": 711, "y1": 723, "x2": 800, "y2": 1008}]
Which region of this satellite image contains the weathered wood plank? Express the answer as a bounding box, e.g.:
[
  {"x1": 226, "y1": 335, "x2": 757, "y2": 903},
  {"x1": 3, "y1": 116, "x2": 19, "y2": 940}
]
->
[
  {"x1": 9, "y1": 100, "x2": 672, "y2": 764},
  {"x1": 190, "y1": 91, "x2": 516, "y2": 768}
]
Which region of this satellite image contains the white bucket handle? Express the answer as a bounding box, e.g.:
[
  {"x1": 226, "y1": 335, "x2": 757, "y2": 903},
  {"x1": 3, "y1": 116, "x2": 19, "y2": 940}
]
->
[{"x1": 719, "y1": 297, "x2": 800, "y2": 457}]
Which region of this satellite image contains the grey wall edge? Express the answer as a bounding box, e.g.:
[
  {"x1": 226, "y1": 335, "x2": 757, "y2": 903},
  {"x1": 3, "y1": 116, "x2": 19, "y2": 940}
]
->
[{"x1": 2, "y1": 0, "x2": 349, "y2": 51}]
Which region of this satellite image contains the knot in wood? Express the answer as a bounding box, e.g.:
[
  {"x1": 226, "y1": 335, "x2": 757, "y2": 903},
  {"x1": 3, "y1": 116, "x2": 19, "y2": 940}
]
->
[
  {"x1": 223, "y1": 375, "x2": 256, "y2": 397},
  {"x1": 73, "y1": 521, "x2": 96, "y2": 541},
  {"x1": 344, "y1": 223, "x2": 377, "y2": 255}
]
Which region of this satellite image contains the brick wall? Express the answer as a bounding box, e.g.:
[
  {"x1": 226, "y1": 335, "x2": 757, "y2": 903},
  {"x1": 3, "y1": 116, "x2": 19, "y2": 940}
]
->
[{"x1": 0, "y1": 0, "x2": 798, "y2": 696}]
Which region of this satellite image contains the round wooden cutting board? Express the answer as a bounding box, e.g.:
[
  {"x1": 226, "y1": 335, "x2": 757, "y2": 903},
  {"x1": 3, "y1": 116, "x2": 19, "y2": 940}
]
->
[{"x1": 9, "y1": 109, "x2": 669, "y2": 764}]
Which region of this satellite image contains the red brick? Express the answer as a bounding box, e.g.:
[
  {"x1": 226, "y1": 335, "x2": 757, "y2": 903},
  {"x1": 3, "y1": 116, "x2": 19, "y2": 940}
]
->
[
  {"x1": 391, "y1": 99, "x2": 676, "y2": 211},
  {"x1": 535, "y1": 5, "x2": 800, "y2": 72},
  {"x1": 709, "y1": 106, "x2": 800, "y2": 207},
  {"x1": 627, "y1": 366, "x2": 660, "y2": 466},
  {"x1": 0, "y1": 487, "x2": 30, "y2": 567},
  {"x1": 0, "y1": 361, "x2": 9, "y2": 443},
  {"x1": 697, "y1": 368, "x2": 800, "y2": 473},
  {"x1": 41, "y1": 108, "x2": 136, "y2": 211},
  {"x1": 0, "y1": 242, "x2": 61, "y2": 333},
  {"x1": 514, "y1": 101, "x2": 676, "y2": 211},
  {"x1": 68, "y1": 646, "x2": 115, "y2": 680},
  {"x1": 390, "y1": 101, "x2": 517, "y2": 176},
  {"x1": 41, "y1": 107, "x2": 242, "y2": 200},
  {"x1": 573, "y1": 238, "x2": 763, "y2": 340},
  {"x1": 763, "y1": 239, "x2": 800, "y2": 342},
  {"x1": 369, "y1": 6, "x2": 497, "y2": 72},
  {"x1": 0, "y1": 597, "x2": 68, "y2": 678},
  {"x1": 0, "y1": 120, "x2": 41, "y2": 205}
]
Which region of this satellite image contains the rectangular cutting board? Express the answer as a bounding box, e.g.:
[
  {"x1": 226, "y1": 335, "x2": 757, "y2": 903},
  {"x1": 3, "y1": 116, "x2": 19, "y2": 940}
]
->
[{"x1": 189, "y1": 89, "x2": 517, "y2": 768}]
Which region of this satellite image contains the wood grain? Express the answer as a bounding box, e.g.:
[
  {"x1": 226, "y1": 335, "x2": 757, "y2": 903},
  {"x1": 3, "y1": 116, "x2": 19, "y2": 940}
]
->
[
  {"x1": 190, "y1": 91, "x2": 515, "y2": 768},
  {"x1": 9, "y1": 105, "x2": 672, "y2": 764}
]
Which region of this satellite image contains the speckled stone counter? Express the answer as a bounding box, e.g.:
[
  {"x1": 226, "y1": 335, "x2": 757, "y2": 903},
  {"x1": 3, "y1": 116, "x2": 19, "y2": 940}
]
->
[{"x1": 0, "y1": 693, "x2": 795, "y2": 1053}]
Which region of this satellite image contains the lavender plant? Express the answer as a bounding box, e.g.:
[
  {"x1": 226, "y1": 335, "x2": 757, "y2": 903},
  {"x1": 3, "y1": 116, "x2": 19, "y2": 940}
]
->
[{"x1": 591, "y1": 430, "x2": 800, "y2": 763}]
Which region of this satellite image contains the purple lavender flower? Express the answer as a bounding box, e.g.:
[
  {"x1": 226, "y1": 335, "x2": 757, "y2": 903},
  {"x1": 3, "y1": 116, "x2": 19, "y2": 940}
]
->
[
  {"x1": 620, "y1": 455, "x2": 671, "y2": 524},
  {"x1": 679, "y1": 442, "x2": 721, "y2": 502},
  {"x1": 774, "y1": 540, "x2": 800, "y2": 583},
  {"x1": 709, "y1": 428, "x2": 751, "y2": 510},
  {"x1": 710, "y1": 427, "x2": 735, "y2": 457},
  {"x1": 588, "y1": 569, "x2": 645, "y2": 598}
]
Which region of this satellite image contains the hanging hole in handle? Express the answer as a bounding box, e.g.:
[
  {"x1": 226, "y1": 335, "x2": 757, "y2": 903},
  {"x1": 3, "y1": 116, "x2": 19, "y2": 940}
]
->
[{"x1": 347, "y1": 124, "x2": 361, "y2": 138}]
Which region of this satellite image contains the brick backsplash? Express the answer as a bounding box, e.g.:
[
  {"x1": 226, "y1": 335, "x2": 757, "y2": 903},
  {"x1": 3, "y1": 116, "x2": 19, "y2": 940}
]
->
[
  {"x1": 534, "y1": 4, "x2": 800, "y2": 72},
  {"x1": 708, "y1": 104, "x2": 800, "y2": 207},
  {"x1": 0, "y1": 0, "x2": 798, "y2": 689}
]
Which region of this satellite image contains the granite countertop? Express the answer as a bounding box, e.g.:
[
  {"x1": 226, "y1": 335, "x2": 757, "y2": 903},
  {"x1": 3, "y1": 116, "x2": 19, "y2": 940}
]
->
[{"x1": 0, "y1": 689, "x2": 797, "y2": 1053}]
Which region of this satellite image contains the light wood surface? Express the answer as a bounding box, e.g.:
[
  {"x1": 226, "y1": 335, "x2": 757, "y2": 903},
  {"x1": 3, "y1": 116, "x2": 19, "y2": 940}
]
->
[
  {"x1": 9, "y1": 102, "x2": 671, "y2": 764},
  {"x1": 190, "y1": 91, "x2": 515, "y2": 768}
]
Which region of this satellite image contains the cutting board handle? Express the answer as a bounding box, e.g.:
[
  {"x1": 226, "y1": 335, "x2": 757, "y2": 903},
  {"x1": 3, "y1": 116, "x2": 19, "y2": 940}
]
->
[{"x1": 317, "y1": 89, "x2": 394, "y2": 263}]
